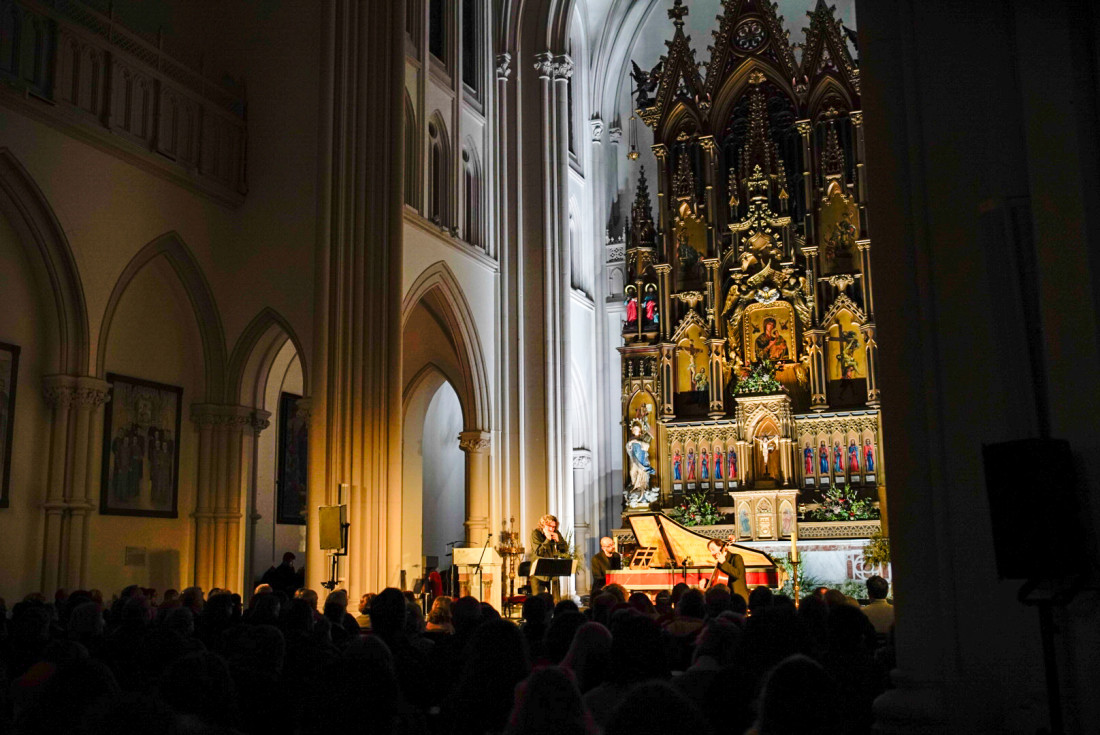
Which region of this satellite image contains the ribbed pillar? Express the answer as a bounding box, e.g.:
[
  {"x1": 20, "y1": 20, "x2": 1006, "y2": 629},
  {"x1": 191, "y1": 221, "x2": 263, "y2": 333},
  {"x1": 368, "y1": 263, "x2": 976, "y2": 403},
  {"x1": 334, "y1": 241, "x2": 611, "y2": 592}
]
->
[
  {"x1": 310, "y1": 0, "x2": 405, "y2": 597},
  {"x1": 707, "y1": 338, "x2": 726, "y2": 417},
  {"x1": 807, "y1": 329, "x2": 828, "y2": 410},
  {"x1": 41, "y1": 378, "x2": 73, "y2": 592},
  {"x1": 192, "y1": 408, "x2": 216, "y2": 590}
]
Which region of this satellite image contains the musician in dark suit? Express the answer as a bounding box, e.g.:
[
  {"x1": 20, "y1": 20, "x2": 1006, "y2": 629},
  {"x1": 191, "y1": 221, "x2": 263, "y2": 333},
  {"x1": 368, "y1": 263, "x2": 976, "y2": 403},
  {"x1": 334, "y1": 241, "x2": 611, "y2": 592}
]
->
[
  {"x1": 590, "y1": 536, "x2": 622, "y2": 596},
  {"x1": 707, "y1": 538, "x2": 750, "y2": 604},
  {"x1": 530, "y1": 514, "x2": 570, "y2": 596}
]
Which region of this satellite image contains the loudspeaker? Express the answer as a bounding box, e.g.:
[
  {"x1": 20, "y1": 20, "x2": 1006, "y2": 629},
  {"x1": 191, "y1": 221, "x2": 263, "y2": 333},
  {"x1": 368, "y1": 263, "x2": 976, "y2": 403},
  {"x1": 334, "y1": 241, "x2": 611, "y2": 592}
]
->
[
  {"x1": 983, "y1": 438, "x2": 1086, "y2": 579},
  {"x1": 318, "y1": 504, "x2": 347, "y2": 551}
]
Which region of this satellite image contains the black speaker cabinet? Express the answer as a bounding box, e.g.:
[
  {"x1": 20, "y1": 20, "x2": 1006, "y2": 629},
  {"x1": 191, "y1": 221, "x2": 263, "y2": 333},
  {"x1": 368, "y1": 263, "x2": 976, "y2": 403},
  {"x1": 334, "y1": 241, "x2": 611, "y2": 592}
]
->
[{"x1": 983, "y1": 438, "x2": 1085, "y2": 580}]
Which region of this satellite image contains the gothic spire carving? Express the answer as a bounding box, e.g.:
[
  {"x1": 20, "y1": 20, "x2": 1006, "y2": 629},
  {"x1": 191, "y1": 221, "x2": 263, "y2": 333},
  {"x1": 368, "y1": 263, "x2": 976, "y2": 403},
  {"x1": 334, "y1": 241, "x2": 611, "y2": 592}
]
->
[
  {"x1": 629, "y1": 167, "x2": 657, "y2": 249},
  {"x1": 821, "y1": 122, "x2": 845, "y2": 180}
]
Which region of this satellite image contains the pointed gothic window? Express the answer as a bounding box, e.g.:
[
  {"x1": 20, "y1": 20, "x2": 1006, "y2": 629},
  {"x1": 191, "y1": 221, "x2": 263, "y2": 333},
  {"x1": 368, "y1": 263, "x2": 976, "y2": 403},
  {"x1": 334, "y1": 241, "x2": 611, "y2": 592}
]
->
[
  {"x1": 462, "y1": 147, "x2": 481, "y2": 248},
  {"x1": 427, "y1": 117, "x2": 450, "y2": 227},
  {"x1": 404, "y1": 94, "x2": 420, "y2": 209}
]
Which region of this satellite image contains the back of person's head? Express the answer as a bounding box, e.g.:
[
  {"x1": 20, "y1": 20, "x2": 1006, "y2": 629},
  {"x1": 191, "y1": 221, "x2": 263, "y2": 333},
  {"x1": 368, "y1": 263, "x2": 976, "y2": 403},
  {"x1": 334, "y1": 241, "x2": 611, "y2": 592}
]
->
[
  {"x1": 405, "y1": 600, "x2": 426, "y2": 634},
  {"x1": 223, "y1": 623, "x2": 285, "y2": 675},
  {"x1": 602, "y1": 584, "x2": 627, "y2": 604},
  {"x1": 654, "y1": 590, "x2": 673, "y2": 615},
  {"x1": 545, "y1": 611, "x2": 586, "y2": 663},
  {"x1": 821, "y1": 588, "x2": 847, "y2": 608},
  {"x1": 452, "y1": 595, "x2": 483, "y2": 634},
  {"x1": 283, "y1": 598, "x2": 315, "y2": 635},
  {"x1": 428, "y1": 596, "x2": 453, "y2": 625},
  {"x1": 603, "y1": 680, "x2": 710, "y2": 735},
  {"x1": 455, "y1": 619, "x2": 532, "y2": 733},
  {"x1": 504, "y1": 665, "x2": 597, "y2": 735},
  {"x1": 522, "y1": 594, "x2": 549, "y2": 626},
  {"x1": 693, "y1": 618, "x2": 742, "y2": 667},
  {"x1": 730, "y1": 591, "x2": 748, "y2": 615},
  {"x1": 164, "y1": 606, "x2": 195, "y2": 637},
  {"x1": 20, "y1": 658, "x2": 120, "y2": 733},
  {"x1": 282, "y1": 551, "x2": 296, "y2": 564},
  {"x1": 753, "y1": 654, "x2": 841, "y2": 734},
  {"x1": 554, "y1": 599, "x2": 579, "y2": 617},
  {"x1": 627, "y1": 592, "x2": 654, "y2": 616},
  {"x1": 67, "y1": 601, "x2": 104, "y2": 639},
  {"x1": 162, "y1": 589, "x2": 179, "y2": 604},
  {"x1": 480, "y1": 602, "x2": 501, "y2": 620},
  {"x1": 252, "y1": 583, "x2": 273, "y2": 599},
  {"x1": 589, "y1": 593, "x2": 616, "y2": 626},
  {"x1": 180, "y1": 586, "x2": 204, "y2": 612},
  {"x1": 609, "y1": 611, "x2": 667, "y2": 683},
  {"x1": 704, "y1": 585, "x2": 732, "y2": 618},
  {"x1": 676, "y1": 588, "x2": 705, "y2": 619},
  {"x1": 368, "y1": 587, "x2": 407, "y2": 637},
  {"x1": 827, "y1": 602, "x2": 871, "y2": 652},
  {"x1": 325, "y1": 589, "x2": 349, "y2": 609},
  {"x1": 561, "y1": 621, "x2": 612, "y2": 692},
  {"x1": 248, "y1": 593, "x2": 281, "y2": 626},
  {"x1": 866, "y1": 575, "x2": 889, "y2": 600},
  {"x1": 748, "y1": 585, "x2": 774, "y2": 613},
  {"x1": 294, "y1": 587, "x2": 319, "y2": 610},
  {"x1": 159, "y1": 651, "x2": 240, "y2": 729},
  {"x1": 670, "y1": 582, "x2": 690, "y2": 606}
]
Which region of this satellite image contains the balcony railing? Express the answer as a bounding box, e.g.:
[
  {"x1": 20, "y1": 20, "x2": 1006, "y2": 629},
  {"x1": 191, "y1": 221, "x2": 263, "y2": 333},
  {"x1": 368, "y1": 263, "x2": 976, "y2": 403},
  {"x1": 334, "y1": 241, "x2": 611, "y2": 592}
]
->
[{"x1": 0, "y1": 0, "x2": 248, "y2": 205}]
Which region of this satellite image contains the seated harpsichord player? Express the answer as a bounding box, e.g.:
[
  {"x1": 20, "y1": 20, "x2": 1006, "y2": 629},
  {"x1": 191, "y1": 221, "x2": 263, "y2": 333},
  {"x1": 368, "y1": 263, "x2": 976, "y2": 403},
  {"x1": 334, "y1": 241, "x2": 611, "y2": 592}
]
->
[
  {"x1": 590, "y1": 536, "x2": 622, "y2": 596},
  {"x1": 530, "y1": 514, "x2": 570, "y2": 596},
  {"x1": 705, "y1": 537, "x2": 750, "y2": 604}
]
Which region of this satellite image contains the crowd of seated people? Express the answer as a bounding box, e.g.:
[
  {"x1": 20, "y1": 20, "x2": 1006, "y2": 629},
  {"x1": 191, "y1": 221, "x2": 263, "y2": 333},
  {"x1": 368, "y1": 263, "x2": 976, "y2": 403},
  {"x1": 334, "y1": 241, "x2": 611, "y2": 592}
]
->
[{"x1": 0, "y1": 576, "x2": 895, "y2": 735}]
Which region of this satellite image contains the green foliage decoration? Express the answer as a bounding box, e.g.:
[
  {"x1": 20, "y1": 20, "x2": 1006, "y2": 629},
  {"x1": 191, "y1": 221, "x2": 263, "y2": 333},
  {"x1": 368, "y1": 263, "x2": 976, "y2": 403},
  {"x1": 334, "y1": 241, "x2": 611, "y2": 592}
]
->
[
  {"x1": 803, "y1": 484, "x2": 880, "y2": 522},
  {"x1": 734, "y1": 358, "x2": 785, "y2": 395},
  {"x1": 673, "y1": 493, "x2": 725, "y2": 527}
]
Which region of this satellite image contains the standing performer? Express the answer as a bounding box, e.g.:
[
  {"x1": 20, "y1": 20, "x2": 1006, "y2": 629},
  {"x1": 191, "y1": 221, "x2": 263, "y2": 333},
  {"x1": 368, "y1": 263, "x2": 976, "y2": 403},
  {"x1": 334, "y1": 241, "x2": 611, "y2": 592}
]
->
[
  {"x1": 706, "y1": 538, "x2": 750, "y2": 603},
  {"x1": 530, "y1": 514, "x2": 570, "y2": 596},
  {"x1": 590, "y1": 536, "x2": 621, "y2": 597}
]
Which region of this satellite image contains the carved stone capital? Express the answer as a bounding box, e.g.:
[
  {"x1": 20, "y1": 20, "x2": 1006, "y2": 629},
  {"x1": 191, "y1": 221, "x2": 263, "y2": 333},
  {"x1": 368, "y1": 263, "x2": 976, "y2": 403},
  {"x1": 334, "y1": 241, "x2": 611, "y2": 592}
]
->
[
  {"x1": 551, "y1": 53, "x2": 574, "y2": 80},
  {"x1": 652, "y1": 143, "x2": 669, "y2": 162},
  {"x1": 608, "y1": 126, "x2": 622, "y2": 145},
  {"x1": 534, "y1": 52, "x2": 572, "y2": 81},
  {"x1": 795, "y1": 120, "x2": 812, "y2": 136},
  {"x1": 458, "y1": 430, "x2": 492, "y2": 454},
  {"x1": 572, "y1": 450, "x2": 593, "y2": 470},
  {"x1": 250, "y1": 409, "x2": 272, "y2": 436},
  {"x1": 533, "y1": 52, "x2": 554, "y2": 79},
  {"x1": 191, "y1": 404, "x2": 254, "y2": 431},
  {"x1": 849, "y1": 111, "x2": 863, "y2": 126},
  {"x1": 42, "y1": 375, "x2": 76, "y2": 410},
  {"x1": 590, "y1": 117, "x2": 604, "y2": 142},
  {"x1": 495, "y1": 52, "x2": 512, "y2": 81},
  {"x1": 71, "y1": 377, "x2": 111, "y2": 409}
]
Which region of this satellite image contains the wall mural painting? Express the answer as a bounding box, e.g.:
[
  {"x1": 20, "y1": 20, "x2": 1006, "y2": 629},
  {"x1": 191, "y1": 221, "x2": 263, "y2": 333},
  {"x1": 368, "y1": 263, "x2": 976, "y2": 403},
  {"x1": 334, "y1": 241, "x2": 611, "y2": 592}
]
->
[
  {"x1": 744, "y1": 302, "x2": 796, "y2": 365},
  {"x1": 0, "y1": 342, "x2": 20, "y2": 509},
  {"x1": 818, "y1": 181, "x2": 860, "y2": 276},
  {"x1": 277, "y1": 392, "x2": 309, "y2": 525},
  {"x1": 100, "y1": 374, "x2": 182, "y2": 518}
]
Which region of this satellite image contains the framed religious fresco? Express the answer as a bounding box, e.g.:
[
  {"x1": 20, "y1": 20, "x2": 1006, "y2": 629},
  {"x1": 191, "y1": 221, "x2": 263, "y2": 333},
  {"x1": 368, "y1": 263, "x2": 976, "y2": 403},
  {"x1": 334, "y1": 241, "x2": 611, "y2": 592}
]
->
[
  {"x1": 0, "y1": 343, "x2": 20, "y2": 509},
  {"x1": 743, "y1": 301, "x2": 797, "y2": 364},
  {"x1": 276, "y1": 391, "x2": 308, "y2": 525},
  {"x1": 100, "y1": 374, "x2": 182, "y2": 518}
]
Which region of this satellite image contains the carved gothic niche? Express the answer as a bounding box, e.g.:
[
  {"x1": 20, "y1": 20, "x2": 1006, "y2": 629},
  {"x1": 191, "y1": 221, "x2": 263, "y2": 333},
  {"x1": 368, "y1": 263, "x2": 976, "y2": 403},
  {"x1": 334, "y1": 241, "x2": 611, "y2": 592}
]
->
[
  {"x1": 737, "y1": 502, "x2": 753, "y2": 539},
  {"x1": 627, "y1": 390, "x2": 658, "y2": 444},
  {"x1": 672, "y1": 313, "x2": 711, "y2": 416},
  {"x1": 755, "y1": 498, "x2": 775, "y2": 539}
]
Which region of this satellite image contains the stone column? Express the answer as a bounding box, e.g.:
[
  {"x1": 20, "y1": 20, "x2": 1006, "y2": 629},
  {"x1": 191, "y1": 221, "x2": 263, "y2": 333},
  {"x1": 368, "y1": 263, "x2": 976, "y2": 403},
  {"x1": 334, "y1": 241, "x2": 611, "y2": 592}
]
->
[
  {"x1": 850, "y1": 111, "x2": 868, "y2": 230},
  {"x1": 459, "y1": 430, "x2": 492, "y2": 543},
  {"x1": 658, "y1": 343, "x2": 676, "y2": 419},
  {"x1": 40, "y1": 376, "x2": 110, "y2": 592},
  {"x1": 311, "y1": 0, "x2": 405, "y2": 596},
  {"x1": 654, "y1": 263, "x2": 673, "y2": 341},
  {"x1": 65, "y1": 379, "x2": 110, "y2": 589},
  {"x1": 243, "y1": 408, "x2": 271, "y2": 596},
  {"x1": 571, "y1": 450, "x2": 593, "y2": 592},
  {"x1": 192, "y1": 407, "x2": 217, "y2": 590}
]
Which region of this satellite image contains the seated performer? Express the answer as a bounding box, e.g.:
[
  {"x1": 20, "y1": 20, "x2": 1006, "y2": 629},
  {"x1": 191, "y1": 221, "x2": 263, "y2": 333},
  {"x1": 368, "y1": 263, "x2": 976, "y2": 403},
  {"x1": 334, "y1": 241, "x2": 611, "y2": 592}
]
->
[
  {"x1": 590, "y1": 536, "x2": 622, "y2": 597},
  {"x1": 706, "y1": 538, "x2": 750, "y2": 604},
  {"x1": 530, "y1": 514, "x2": 570, "y2": 596}
]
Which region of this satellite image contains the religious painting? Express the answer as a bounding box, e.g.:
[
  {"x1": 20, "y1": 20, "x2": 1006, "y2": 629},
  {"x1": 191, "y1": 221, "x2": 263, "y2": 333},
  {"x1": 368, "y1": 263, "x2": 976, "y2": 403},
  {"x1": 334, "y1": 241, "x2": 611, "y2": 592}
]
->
[
  {"x1": 780, "y1": 502, "x2": 795, "y2": 538},
  {"x1": 0, "y1": 343, "x2": 19, "y2": 509},
  {"x1": 277, "y1": 392, "x2": 309, "y2": 525},
  {"x1": 738, "y1": 503, "x2": 752, "y2": 539},
  {"x1": 671, "y1": 441, "x2": 683, "y2": 482},
  {"x1": 100, "y1": 374, "x2": 182, "y2": 518},
  {"x1": 826, "y1": 310, "x2": 865, "y2": 381},
  {"x1": 744, "y1": 302, "x2": 796, "y2": 365},
  {"x1": 863, "y1": 437, "x2": 876, "y2": 475},
  {"x1": 818, "y1": 181, "x2": 860, "y2": 276}
]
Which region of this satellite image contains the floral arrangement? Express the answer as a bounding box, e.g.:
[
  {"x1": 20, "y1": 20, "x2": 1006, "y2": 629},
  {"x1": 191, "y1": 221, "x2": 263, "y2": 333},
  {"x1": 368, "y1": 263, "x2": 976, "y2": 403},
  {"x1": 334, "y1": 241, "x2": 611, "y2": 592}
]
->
[
  {"x1": 733, "y1": 359, "x2": 785, "y2": 395},
  {"x1": 674, "y1": 493, "x2": 725, "y2": 527},
  {"x1": 802, "y1": 484, "x2": 880, "y2": 521}
]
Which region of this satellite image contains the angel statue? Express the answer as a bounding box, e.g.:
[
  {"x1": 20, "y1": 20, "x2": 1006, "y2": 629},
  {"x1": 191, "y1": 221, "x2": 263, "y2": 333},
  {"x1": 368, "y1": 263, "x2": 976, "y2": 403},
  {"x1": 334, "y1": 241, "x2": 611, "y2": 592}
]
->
[{"x1": 625, "y1": 419, "x2": 659, "y2": 507}]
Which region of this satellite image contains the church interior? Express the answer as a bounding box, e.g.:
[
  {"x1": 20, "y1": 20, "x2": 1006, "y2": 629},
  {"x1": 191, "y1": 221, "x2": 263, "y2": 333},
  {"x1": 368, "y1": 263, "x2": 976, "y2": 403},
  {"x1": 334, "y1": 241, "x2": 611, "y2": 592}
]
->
[{"x1": 0, "y1": 0, "x2": 1098, "y2": 732}]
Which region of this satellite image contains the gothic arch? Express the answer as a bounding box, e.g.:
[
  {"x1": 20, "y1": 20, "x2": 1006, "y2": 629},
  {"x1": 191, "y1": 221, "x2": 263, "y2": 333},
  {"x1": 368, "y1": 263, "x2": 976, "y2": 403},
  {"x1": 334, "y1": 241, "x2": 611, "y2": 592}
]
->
[
  {"x1": 402, "y1": 261, "x2": 490, "y2": 431},
  {"x1": 404, "y1": 90, "x2": 420, "y2": 209},
  {"x1": 0, "y1": 149, "x2": 89, "y2": 375},
  {"x1": 227, "y1": 307, "x2": 309, "y2": 408},
  {"x1": 427, "y1": 111, "x2": 452, "y2": 227},
  {"x1": 98, "y1": 231, "x2": 227, "y2": 401},
  {"x1": 710, "y1": 62, "x2": 797, "y2": 140}
]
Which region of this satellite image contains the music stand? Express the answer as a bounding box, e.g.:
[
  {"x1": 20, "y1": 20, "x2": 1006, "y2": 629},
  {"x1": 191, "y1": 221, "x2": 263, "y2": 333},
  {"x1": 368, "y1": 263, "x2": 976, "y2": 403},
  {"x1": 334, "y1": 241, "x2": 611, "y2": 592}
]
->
[{"x1": 530, "y1": 558, "x2": 576, "y2": 600}]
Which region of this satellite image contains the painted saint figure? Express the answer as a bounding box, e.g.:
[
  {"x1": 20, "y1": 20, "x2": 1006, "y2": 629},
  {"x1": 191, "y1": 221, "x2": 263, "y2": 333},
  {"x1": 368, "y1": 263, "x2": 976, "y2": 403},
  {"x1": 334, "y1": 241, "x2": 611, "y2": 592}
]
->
[
  {"x1": 701, "y1": 448, "x2": 709, "y2": 480},
  {"x1": 833, "y1": 442, "x2": 843, "y2": 474},
  {"x1": 729, "y1": 449, "x2": 738, "y2": 478},
  {"x1": 673, "y1": 451, "x2": 682, "y2": 481},
  {"x1": 755, "y1": 317, "x2": 790, "y2": 362},
  {"x1": 819, "y1": 442, "x2": 829, "y2": 475},
  {"x1": 864, "y1": 439, "x2": 875, "y2": 473},
  {"x1": 625, "y1": 295, "x2": 638, "y2": 326},
  {"x1": 714, "y1": 450, "x2": 723, "y2": 479},
  {"x1": 848, "y1": 440, "x2": 861, "y2": 473},
  {"x1": 643, "y1": 289, "x2": 658, "y2": 324},
  {"x1": 686, "y1": 449, "x2": 696, "y2": 480},
  {"x1": 804, "y1": 444, "x2": 814, "y2": 474}
]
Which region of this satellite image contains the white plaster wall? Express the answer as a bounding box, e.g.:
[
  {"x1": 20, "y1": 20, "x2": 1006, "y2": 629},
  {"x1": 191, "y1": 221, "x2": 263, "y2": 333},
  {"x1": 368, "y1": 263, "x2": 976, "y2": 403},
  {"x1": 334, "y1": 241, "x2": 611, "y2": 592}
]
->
[
  {"x1": 92, "y1": 258, "x2": 204, "y2": 595},
  {"x1": 421, "y1": 383, "x2": 466, "y2": 568},
  {"x1": 0, "y1": 214, "x2": 56, "y2": 601}
]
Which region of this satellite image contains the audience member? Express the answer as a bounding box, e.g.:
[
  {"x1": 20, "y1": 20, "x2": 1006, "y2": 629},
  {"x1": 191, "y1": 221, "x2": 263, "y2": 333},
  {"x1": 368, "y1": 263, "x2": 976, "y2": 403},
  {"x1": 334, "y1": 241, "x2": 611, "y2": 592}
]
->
[
  {"x1": 862, "y1": 575, "x2": 894, "y2": 637},
  {"x1": 504, "y1": 665, "x2": 598, "y2": 735}
]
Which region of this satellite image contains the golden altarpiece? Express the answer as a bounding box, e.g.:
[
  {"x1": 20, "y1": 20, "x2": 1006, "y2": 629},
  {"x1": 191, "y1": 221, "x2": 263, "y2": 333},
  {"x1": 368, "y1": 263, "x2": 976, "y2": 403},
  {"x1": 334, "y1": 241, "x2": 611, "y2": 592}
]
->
[{"x1": 620, "y1": 0, "x2": 882, "y2": 542}]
